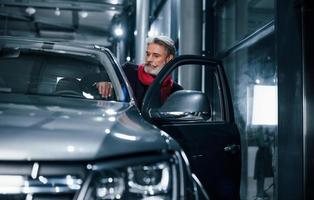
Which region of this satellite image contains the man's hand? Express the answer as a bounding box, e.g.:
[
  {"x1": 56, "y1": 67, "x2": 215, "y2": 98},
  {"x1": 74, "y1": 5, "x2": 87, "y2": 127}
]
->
[{"x1": 96, "y1": 82, "x2": 113, "y2": 99}]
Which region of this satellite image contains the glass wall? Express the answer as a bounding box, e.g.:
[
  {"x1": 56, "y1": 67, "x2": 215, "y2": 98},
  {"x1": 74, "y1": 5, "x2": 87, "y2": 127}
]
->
[
  {"x1": 215, "y1": 0, "x2": 274, "y2": 51},
  {"x1": 223, "y1": 34, "x2": 276, "y2": 200},
  {"x1": 212, "y1": 0, "x2": 276, "y2": 199}
]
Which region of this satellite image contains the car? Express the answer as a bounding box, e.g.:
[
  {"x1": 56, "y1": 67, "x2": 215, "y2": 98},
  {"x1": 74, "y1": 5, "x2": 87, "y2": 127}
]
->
[
  {"x1": 0, "y1": 36, "x2": 241, "y2": 200},
  {"x1": 0, "y1": 36, "x2": 209, "y2": 200}
]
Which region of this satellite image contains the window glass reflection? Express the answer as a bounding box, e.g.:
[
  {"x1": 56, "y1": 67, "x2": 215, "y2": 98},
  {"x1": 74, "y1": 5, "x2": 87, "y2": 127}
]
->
[{"x1": 223, "y1": 34, "x2": 276, "y2": 200}]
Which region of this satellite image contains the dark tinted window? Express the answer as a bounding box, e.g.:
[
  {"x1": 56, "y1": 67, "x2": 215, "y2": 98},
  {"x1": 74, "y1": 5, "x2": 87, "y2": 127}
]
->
[{"x1": 0, "y1": 49, "x2": 125, "y2": 101}]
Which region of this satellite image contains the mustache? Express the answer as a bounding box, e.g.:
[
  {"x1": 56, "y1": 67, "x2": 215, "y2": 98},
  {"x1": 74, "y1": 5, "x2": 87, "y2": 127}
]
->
[{"x1": 144, "y1": 63, "x2": 157, "y2": 68}]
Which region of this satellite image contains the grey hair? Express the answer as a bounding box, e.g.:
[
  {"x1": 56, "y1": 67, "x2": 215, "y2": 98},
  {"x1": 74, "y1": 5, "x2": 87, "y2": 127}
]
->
[{"x1": 146, "y1": 35, "x2": 176, "y2": 56}]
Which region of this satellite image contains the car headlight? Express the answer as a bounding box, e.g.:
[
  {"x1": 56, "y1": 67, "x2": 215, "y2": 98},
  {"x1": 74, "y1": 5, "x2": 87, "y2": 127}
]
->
[
  {"x1": 82, "y1": 160, "x2": 177, "y2": 200},
  {"x1": 127, "y1": 162, "x2": 171, "y2": 195}
]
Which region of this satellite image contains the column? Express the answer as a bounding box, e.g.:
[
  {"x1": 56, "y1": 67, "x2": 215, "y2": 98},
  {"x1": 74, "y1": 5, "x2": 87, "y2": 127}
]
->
[
  {"x1": 178, "y1": 0, "x2": 203, "y2": 90},
  {"x1": 135, "y1": 0, "x2": 149, "y2": 64}
]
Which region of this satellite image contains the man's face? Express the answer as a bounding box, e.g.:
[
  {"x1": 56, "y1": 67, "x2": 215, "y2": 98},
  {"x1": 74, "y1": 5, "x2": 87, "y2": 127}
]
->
[{"x1": 144, "y1": 43, "x2": 173, "y2": 76}]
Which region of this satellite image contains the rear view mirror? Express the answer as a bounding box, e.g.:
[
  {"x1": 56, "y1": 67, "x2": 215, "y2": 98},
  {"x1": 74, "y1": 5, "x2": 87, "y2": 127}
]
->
[{"x1": 151, "y1": 90, "x2": 212, "y2": 121}]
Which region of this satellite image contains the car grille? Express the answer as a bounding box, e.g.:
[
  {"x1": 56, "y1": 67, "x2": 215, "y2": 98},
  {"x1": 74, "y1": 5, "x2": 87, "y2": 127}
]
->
[{"x1": 0, "y1": 161, "x2": 87, "y2": 200}]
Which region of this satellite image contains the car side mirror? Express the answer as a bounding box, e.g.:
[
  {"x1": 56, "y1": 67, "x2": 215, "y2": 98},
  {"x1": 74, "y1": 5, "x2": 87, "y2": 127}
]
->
[{"x1": 150, "y1": 90, "x2": 212, "y2": 121}]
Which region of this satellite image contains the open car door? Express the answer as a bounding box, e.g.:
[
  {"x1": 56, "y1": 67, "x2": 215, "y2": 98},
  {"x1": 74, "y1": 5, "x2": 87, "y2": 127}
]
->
[{"x1": 142, "y1": 55, "x2": 241, "y2": 200}]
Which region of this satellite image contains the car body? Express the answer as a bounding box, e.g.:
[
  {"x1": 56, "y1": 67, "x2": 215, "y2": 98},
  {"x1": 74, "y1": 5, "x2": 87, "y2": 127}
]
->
[
  {"x1": 0, "y1": 36, "x2": 209, "y2": 200},
  {"x1": 0, "y1": 36, "x2": 241, "y2": 200}
]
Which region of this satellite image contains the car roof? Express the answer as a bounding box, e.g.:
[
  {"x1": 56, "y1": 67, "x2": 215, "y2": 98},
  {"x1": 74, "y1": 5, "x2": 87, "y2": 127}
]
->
[{"x1": 0, "y1": 36, "x2": 110, "y2": 55}]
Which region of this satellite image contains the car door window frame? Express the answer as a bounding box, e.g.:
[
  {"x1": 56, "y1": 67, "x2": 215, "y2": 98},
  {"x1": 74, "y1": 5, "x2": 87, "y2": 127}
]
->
[{"x1": 142, "y1": 55, "x2": 235, "y2": 124}]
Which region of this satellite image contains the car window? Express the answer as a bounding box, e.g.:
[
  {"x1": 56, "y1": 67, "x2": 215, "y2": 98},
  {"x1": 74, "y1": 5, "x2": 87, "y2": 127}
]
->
[{"x1": 0, "y1": 48, "x2": 127, "y2": 101}]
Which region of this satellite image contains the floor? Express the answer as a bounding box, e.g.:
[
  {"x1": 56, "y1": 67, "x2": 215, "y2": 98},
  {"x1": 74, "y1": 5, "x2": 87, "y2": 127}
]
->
[{"x1": 246, "y1": 176, "x2": 274, "y2": 200}]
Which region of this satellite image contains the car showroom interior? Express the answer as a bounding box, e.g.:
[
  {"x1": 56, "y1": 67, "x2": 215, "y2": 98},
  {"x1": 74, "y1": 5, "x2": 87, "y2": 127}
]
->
[{"x1": 0, "y1": 0, "x2": 313, "y2": 200}]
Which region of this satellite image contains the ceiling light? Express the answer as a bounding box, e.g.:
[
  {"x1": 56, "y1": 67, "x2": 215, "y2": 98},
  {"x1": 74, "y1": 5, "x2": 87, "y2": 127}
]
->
[
  {"x1": 79, "y1": 11, "x2": 88, "y2": 18},
  {"x1": 54, "y1": 7, "x2": 61, "y2": 16},
  {"x1": 111, "y1": 0, "x2": 119, "y2": 4},
  {"x1": 25, "y1": 7, "x2": 36, "y2": 15},
  {"x1": 114, "y1": 27, "x2": 124, "y2": 37}
]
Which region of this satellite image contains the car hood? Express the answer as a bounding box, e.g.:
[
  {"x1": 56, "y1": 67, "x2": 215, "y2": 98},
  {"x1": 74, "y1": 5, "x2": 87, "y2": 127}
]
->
[{"x1": 0, "y1": 94, "x2": 173, "y2": 161}]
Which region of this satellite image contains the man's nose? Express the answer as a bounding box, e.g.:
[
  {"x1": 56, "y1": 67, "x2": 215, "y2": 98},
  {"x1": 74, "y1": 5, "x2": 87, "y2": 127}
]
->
[{"x1": 146, "y1": 54, "x2": 153, "y2": 62}]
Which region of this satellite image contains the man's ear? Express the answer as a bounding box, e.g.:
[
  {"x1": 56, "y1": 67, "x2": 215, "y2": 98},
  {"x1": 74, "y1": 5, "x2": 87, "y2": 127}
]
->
[{"x1": 166, "y1": 54, "x2": 174, "y2": 62}]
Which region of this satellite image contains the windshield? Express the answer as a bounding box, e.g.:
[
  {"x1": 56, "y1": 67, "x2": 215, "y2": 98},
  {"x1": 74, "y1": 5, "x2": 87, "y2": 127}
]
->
[{"x1": 0, "y1": 47, "x2": 129, "y2": 102}]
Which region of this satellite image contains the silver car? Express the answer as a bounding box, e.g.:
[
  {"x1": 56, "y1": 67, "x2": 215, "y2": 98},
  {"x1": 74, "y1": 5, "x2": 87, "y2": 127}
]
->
[{"x1": 0, "y1": 36, "x2": 212, "y2": 200}]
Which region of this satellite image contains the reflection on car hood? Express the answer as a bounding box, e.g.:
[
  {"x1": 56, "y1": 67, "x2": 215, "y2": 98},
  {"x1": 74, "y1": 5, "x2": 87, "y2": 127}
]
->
[{"x1": 0, "y1": 94, "x2": 171, "y2": 161}]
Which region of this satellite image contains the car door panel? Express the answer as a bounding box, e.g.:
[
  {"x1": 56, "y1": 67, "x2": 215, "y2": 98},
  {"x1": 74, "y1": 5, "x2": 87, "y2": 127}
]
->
[
  {"x1": 142, "y1": 55, "x2": 241, "y2": 200},
  {"x1": 158, "y1": 122, "x2": 241, "y2": 196}
]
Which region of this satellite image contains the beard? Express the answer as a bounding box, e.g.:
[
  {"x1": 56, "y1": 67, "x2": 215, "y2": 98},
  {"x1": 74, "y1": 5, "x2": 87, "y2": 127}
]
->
[
  {"x1": 144, "y1": 65, "x2": 162, "y2": 76},
  {"x1": 144, "y1": 65, "x2": 163, "y2": 76}
]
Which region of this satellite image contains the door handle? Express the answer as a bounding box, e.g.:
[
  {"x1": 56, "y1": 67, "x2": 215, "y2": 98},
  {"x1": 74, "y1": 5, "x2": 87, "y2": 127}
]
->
[{"x1": 224, "y1": 144, "x2": 240, "y2": 154}]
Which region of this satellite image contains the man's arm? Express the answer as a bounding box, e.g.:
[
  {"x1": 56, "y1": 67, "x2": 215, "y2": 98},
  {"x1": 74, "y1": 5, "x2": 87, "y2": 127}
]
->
[{"x1": 80, "y1": 72, "x2": 112, "y2": 99}]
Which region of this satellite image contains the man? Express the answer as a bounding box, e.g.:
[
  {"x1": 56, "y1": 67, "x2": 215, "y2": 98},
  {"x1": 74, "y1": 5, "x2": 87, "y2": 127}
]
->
[{"x1": 97, "y1": 35, "x2": 182, "y2": 107}]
